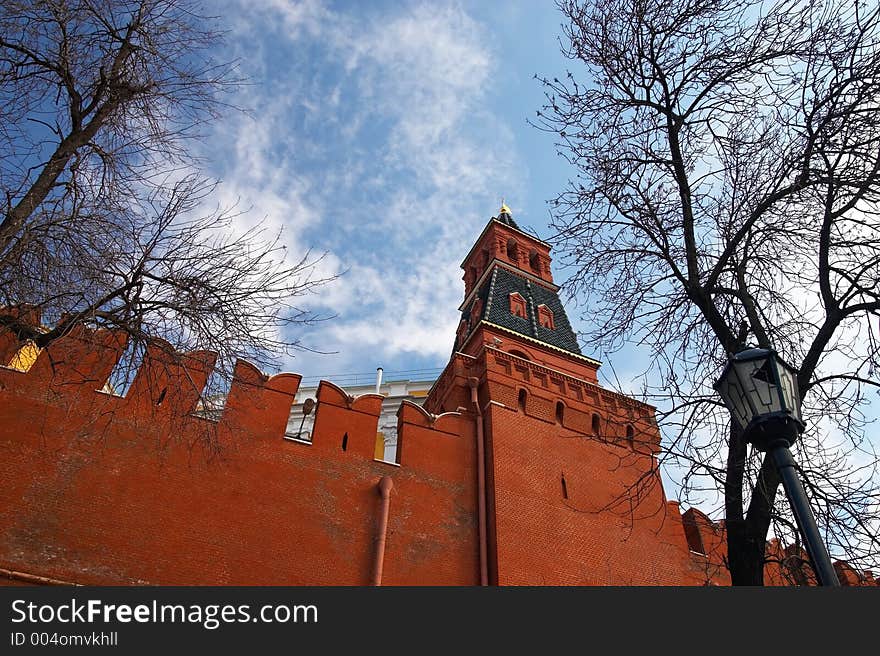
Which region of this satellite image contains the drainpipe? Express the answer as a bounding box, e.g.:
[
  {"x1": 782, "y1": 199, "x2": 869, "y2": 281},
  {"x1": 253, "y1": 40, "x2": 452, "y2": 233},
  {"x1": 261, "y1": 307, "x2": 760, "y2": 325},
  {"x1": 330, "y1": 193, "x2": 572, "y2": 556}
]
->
[
  {"x1": 375, "y1": 367, "x2": 383, "y2": 394},
  {"x1": 469, "y1": 377, "x2": 489, "y2": 586},
  {"x1": 371, "y1": 475, "x2": 394, "y2": 586}
]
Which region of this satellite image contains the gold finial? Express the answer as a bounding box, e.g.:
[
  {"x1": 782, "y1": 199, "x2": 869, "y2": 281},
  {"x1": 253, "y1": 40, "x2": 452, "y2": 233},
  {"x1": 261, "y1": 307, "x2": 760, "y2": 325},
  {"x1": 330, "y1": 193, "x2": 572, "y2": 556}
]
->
[{"x1": 499, "y1": 200, "x2": 511, "y2": 215}]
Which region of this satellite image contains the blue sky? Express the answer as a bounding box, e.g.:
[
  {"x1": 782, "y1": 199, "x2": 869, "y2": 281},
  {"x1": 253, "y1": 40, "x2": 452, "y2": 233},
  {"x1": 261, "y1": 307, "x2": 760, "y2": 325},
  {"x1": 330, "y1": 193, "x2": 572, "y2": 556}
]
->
[
  {"x1": 201, "y1": 0, "x2": 598, "y2": 382},
  {"x1": 190, "y1": 1, "x2": 878, "y2": 522}
]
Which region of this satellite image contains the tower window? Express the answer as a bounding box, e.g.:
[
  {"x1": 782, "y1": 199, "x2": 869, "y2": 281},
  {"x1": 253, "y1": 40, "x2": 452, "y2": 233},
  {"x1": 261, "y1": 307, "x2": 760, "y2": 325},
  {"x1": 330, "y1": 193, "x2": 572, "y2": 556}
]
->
[
  {"x1": 509, "y1": 292, "x2": 527, "y2": 319},
  {"x1": 529, "y1": 249, "x2": 541, "y2": 273},
  {"x1": 506, "y1": 238, "x2": 519, "y2": 262},
  {"x1": 555, "y1": 401, "x2": 565, "y2": 425},
  {"x1": 591, "y1": 413, "x2": 601, "y2": 437},
  {"x1": 561, "y1": 473, "x2": 569, "y2": 500},
  {"x1": 626, "y1": 424, "x2": 635, "y2": 447},
  {"x1": 518, "y1": 389, "x2": 527, "y2": 413},
  {"x1": 537, "y1": 304, "x2": 555, "y2": 330}
]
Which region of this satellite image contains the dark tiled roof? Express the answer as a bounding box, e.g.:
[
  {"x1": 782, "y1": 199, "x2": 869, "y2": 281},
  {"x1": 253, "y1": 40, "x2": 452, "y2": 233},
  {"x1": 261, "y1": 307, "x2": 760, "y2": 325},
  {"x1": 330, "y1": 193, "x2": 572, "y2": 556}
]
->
[
  {"x1": 460, "y1": 266, "x2": 582, "y2": 355},
  {"x1": 496, "y1": 210, "x2": 519, "y2": 229}
]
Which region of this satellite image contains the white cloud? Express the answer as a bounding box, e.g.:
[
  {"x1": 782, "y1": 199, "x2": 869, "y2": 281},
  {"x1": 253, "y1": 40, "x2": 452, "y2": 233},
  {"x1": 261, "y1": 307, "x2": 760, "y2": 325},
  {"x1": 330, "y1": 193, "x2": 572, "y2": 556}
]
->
[{"x1": 202, "y1": 1, "x2": 526, "y2": 377}]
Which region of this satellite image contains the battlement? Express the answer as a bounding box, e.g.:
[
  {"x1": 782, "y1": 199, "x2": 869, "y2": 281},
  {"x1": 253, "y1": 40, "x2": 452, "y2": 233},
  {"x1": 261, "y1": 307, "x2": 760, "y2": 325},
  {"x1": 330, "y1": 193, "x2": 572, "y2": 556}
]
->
[{"x1": 0, "y1": 310, "x2": 470, "y2": 473}]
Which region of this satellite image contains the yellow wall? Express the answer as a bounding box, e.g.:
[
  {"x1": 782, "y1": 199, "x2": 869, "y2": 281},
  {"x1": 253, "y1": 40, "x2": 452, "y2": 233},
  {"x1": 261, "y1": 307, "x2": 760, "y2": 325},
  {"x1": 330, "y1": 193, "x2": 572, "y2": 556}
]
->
[{"x1": 6, "y1": 341, "x2": 40, "y2": 372}]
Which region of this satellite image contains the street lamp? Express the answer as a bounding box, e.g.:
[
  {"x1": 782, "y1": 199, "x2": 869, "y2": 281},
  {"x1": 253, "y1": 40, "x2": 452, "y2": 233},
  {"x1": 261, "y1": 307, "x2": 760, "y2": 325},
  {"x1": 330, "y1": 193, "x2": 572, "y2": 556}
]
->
[{"x1": 714, "y1": 347, "x2": 840, "y2": 586}]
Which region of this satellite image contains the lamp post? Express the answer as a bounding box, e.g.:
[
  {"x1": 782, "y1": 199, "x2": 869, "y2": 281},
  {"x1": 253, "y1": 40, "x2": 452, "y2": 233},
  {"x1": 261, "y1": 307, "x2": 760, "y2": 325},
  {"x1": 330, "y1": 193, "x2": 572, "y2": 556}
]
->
[
  {"x1": 714, "y1": 347, "x2": 840, "y2": 586},
  {"x1": 295, "y1": 398, "x2": 316, "y2": 441}
]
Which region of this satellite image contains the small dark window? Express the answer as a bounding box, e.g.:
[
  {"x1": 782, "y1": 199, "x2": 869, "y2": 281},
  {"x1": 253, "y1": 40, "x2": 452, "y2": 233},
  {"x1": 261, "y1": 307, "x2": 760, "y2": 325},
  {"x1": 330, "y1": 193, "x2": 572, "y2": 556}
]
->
[
  {"x1": 518, "y1": 389, "x2": 527, "y2": 412},
  {"x1": 555, "y1": 401, "x2": 565, "y2": 425},
  {"x1": 529, "y1": 249, "x2": 541, "y2": 273},
  {"x1": 156, "y1": 387, "x2": 167, "y2": 406},
  {"x1": 342, "y1": 432, "x2": 349, "y2": 451},
  {"x1": 591, "y1": 413, "x2": 601, "y2": 436},
  {"x1": 506, "y1": 238, "x2": 519, "y2": 262},
  {"x1": 626, "y1": 424, "x2": 635, "y2": 446},
  {"x1": 561, "y1": 474, "x2": 569, "y2": 500}
]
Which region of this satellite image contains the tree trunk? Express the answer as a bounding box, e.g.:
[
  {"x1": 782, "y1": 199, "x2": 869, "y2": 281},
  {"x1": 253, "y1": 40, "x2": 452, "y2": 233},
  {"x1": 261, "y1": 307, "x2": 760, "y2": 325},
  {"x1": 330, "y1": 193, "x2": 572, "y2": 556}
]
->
[
  {"x1": 726, "y1": 451, "x2": 781, "y2": 585},
  {"x1": 726, "y1": 518, "x2": 768, "y2": 585}
]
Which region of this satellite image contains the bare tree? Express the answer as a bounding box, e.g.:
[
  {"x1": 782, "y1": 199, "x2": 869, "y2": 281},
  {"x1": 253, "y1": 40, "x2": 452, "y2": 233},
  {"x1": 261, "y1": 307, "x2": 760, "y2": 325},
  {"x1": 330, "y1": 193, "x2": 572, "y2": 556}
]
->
[
  {"x1": 0, "y1": 0, "x2": 334, "y2": 379},
  {"x1": 535, "y1": 0, "x2": 880, "y2": 584}
]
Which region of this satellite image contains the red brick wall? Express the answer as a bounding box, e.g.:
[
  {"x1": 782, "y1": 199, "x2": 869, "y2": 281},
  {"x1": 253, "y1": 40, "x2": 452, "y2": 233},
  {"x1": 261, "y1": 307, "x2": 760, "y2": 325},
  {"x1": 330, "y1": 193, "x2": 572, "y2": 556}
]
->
[
  {"x1": 0, "y1": 324, "x2": 478, "y2": 585},
  {"x1": 483, "y1": 401, "x2": 718, "y2": 585},
  {"x1": 3, "y1": 317, "x2": 868, "y2": 586}
]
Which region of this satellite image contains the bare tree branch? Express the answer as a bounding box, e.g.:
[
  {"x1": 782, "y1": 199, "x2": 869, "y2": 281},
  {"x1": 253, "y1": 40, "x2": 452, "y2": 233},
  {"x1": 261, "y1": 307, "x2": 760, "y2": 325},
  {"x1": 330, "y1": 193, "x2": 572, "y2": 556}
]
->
[
  {"x1": 0, "y1": 0, "x2": 337, "y2": 379},
  {"x1": 537, "y1": 0, "x2": 880, "y2": 583}
]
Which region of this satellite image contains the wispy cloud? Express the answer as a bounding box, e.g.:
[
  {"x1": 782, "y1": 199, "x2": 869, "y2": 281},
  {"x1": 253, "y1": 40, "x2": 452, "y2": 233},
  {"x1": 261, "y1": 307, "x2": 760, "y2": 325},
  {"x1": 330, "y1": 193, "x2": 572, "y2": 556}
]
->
[{"x1": 202, "y1": 0, "x2": 525, "y2": 376}]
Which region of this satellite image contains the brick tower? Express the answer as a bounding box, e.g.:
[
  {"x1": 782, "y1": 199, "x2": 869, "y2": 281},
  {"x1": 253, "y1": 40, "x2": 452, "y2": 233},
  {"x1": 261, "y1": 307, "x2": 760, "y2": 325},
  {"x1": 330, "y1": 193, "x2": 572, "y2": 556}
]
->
[{"x1": 425, "y1": 205, "x2": 710, "y2": 585}]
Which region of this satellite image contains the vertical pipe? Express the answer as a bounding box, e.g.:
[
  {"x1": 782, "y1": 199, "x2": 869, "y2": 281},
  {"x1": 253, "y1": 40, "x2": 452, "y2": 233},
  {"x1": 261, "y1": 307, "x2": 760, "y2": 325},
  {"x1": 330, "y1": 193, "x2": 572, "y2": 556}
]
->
[
  {"x1": 770, "y1": 444, "x2": 840, "y2": 586},
  {"x1": 469, "y1": 377, "x2": 488, "y2": 586},
  {"x1": 371, "y1": 475, "x2": 394, "y2": 586},
  {"x1": 375, "y1": 367, "x2": 383, "y2": 394}
]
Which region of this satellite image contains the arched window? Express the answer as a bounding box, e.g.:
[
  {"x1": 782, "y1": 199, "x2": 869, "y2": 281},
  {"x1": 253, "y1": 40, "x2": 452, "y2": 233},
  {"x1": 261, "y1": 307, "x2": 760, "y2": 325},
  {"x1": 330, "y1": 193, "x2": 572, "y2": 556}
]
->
[
  {"x1": 591, "y1": 413, "x2": 601, "y2": 437},
  {"x1": 506, "y1": 238, "x2": 519, "y2": 262},
  {"x1": 509, "y1": 348, "x2": 530, "y2": 360},
  {"x1": 529, "y1": 249, "x2": 541, "y2": 273},
  {"x1": 555, "y1": 401, "x2": 565, "y2": 425},
  {"x1": 518, "y1": 389, "x2": 527, "y2": 413},
  {"x1": 626, "y1": 424, "x2": 635, "y2": 447}
]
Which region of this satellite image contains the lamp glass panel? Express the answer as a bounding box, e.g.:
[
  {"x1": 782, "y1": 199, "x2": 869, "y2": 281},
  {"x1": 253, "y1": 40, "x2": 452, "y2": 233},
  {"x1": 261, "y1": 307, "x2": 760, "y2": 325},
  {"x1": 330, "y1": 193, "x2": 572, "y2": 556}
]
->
[
  {"x1": 733, "y1": 356, "x2": 782, "y2": 417},
  {"x1": 776, "y1": 360, "x2": 801, "y2": 420},
  {"x1": 717, "y1": 374, "x2": 752, "y2": 428}
]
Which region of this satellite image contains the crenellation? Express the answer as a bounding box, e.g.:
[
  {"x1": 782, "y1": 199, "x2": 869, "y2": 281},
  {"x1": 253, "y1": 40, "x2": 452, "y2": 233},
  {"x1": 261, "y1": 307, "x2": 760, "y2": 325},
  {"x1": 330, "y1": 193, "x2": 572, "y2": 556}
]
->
[
  {"x1": 31, "y1": 324, "x2": 127, "y2": 393},
  {"x1": 126, "y1": 342, "x2": 216, "y2": 416}
]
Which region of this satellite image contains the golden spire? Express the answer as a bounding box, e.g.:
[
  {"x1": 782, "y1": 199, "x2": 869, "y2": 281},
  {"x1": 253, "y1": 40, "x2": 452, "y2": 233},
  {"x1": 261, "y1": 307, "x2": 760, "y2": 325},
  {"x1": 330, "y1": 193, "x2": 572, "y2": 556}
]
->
[{"x1": 499, "y1": 200, "x2": 512, "y2": 216}]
